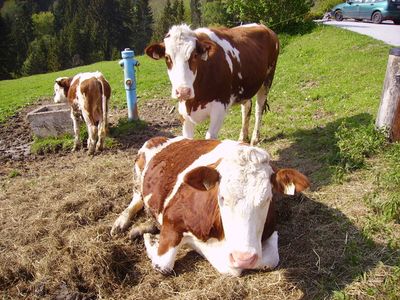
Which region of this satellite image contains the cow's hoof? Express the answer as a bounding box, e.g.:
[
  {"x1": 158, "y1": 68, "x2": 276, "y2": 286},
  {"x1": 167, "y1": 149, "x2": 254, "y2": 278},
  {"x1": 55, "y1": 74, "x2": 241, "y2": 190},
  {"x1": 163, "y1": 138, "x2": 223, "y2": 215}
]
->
[
  {"x1": 250, "y1": 138, "x2": 260, "y2": 146},
  {"x1": 154, "y1": 264, "x2": 174, "y2": 276},
  {"x1": 238, "y1": 134, "x2": 250, "y2": 144},
  {"x1": 129, "y1": 224, "x2": 158, "y2": 240},
  {"x1": 110, "y1": 213, "x2": 130, "y2": 236},
  {"x1": 128, "y1": 227, "x2": 143, "y2": 240},
  {"x1": 96, "y1": 144, "x2": 104, "y2": 152}
]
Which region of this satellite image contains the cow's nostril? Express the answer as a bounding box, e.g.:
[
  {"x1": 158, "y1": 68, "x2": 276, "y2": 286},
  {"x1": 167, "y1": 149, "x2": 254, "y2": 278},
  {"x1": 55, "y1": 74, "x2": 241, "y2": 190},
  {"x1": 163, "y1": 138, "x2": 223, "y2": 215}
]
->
[
  {"x1": 230, "y1": 251, "x2": 258, "y2": 268},
  {"x1": 176, "y1": 87, "x2": 191, "y2": 100}
]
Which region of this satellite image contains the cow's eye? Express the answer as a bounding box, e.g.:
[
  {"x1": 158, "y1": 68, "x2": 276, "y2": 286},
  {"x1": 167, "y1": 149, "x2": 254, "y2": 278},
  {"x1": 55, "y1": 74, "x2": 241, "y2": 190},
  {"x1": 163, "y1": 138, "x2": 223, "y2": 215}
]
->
[{"x1": 165, "y1": 55, "x2": 173, "y2": 68}]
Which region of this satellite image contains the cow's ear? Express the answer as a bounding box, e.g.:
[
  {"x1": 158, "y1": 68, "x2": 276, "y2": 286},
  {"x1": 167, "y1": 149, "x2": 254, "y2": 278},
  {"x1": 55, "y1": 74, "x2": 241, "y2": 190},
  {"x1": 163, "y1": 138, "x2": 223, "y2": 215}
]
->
[
  {"x1": 145, "y1": 43, "x2": 165, "y2": 60},
  {"x1": 55, "y1": 77, "x2": 70, "y2": 88},
  {"x1": 271, "y1": 169, "x2": 310, "y2": 195},
  {"x1": 196, "y1": 40, "x2": 212, "y2": 61},
  {"x1": 184, "y1": 166, "x2": 220, "y2": 191}
]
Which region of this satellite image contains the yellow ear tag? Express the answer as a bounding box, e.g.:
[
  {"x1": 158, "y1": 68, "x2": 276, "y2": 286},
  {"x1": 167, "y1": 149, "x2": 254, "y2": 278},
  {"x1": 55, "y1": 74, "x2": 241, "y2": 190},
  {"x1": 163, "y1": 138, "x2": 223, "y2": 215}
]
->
[{"x1": 284, "y1": 182, "x2": 296, "y2": 195}]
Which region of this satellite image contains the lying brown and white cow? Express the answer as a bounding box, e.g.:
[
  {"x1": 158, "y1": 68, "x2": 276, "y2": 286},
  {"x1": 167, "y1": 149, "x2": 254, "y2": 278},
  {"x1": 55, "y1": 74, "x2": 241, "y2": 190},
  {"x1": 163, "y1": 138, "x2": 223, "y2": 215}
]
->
[
  {"x1": 111, "y1": 136, "x2": 309, "y2": 276},
  {"x1": 145, "y1": 24, "x2": 279, "y2": 145},
  {"x1": 54, "y1": 72, "x2": 111, "y2": 155}
]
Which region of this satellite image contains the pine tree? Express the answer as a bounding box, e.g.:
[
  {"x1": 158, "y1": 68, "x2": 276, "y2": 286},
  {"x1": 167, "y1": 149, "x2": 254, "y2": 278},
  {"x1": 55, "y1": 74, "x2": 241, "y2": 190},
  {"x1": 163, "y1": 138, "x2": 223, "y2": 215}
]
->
[
  {"x1": 114, "y1": 0, "x2": 136, "y2": 55},
  {"x1": 22, "y1": 36, "x2": 50, "y2": 75},
  {"x1": 153, "y1": 0, "x2": 176, "y2": 41},
  {"x1": 190, "y1": 0, "x2": 202, "y2": 27},
  {"x1": 133, "y1": 0, "x2": 153, "y2": 54},
  {"x1": 171, "y1": 0, "x2": 185, "y2": 24},
  {"x1": 0, "y1": 15, "x2": 13, "y2": 79},
  {"x1": 10, "y1": 0, "x2": 34, "y2": 76},
  {"x1": 177, "y1": 0, "x2": 185, "y2": 23}
]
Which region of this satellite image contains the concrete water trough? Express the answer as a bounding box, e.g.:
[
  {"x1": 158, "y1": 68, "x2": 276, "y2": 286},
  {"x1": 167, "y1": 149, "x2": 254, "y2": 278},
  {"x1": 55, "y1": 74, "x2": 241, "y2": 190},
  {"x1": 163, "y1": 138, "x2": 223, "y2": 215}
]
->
[{"x1": 27, "y1": 103, "x2": 73, "y2": 138}]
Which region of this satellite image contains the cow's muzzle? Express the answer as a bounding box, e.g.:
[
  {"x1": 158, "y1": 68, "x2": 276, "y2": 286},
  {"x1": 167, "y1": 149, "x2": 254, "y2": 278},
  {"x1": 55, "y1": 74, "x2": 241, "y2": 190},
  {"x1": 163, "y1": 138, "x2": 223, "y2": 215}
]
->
[{"x1": 229, "y1": 251, "x2": 258, "y2": 269}]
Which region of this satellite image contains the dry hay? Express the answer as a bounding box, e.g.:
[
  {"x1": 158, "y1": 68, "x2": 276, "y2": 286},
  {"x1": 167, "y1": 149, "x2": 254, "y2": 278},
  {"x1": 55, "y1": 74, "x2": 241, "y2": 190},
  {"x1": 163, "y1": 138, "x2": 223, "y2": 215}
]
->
[{"x1": 0, "y1": 101, "x2": 393, "y2": 299}]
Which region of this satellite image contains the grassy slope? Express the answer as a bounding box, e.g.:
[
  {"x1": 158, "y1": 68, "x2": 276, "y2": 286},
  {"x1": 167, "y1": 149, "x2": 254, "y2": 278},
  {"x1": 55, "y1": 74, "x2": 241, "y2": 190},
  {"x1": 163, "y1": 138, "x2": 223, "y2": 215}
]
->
[
  {"x1": 1, "y1": 25, "x2": 399, "y2": 298},
  {"x1": 0, "y1": 56, "x2": 170, "y2": 123}
]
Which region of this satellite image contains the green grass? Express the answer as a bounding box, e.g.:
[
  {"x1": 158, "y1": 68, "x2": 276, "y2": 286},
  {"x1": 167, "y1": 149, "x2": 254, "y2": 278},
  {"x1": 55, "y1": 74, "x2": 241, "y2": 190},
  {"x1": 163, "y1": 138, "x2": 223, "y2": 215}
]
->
[
  {"x1": 30, "y1": 117, "x2": 149, "y2": 154},
  {"x1": 0, "y1": 55, "x2": 170, "y2": 123},
  {"x1": 365, "y1": 143, "x2": 400, "y2": 223},
  {"x1": 30, "y1": 134, "x2": 75, "y2": 154},
  {"x1": 7, "y1": 169, "x2": 21, "y2": 178}
]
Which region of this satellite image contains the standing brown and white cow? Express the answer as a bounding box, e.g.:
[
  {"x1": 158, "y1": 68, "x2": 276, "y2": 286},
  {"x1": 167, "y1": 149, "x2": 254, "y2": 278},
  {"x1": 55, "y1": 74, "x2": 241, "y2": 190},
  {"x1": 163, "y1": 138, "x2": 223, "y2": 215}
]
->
[
  {"x1": 54, "y1": 72, "x2": 111, "y2": 155},
  {"x1": 111, "y1": 137, "x2": 309, "y2": 276},
  {"x1": 145, "y1": 24, "x2": 279, "y2": 145}
]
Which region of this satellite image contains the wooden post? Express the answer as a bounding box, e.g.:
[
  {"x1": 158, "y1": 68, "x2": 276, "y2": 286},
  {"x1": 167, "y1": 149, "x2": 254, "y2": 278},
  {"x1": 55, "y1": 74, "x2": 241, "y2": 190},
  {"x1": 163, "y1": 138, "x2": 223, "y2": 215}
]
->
[{"x1": 376, "y1": 48, "x2": 400, "y2": 141}]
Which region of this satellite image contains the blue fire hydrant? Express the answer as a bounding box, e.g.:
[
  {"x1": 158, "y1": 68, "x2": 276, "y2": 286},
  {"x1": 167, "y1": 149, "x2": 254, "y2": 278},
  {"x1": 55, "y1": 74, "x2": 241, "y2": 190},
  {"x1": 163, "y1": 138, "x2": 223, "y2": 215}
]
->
[{"x1": 119, "y1": 48, "x2": 140, "y2": 120}]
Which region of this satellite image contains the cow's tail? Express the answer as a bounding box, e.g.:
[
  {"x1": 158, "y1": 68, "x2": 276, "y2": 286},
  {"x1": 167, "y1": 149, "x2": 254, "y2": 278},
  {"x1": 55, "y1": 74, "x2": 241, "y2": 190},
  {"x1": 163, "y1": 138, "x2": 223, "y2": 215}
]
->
[
  {"x1": 99, "y1": 77, "x2": 108, "y2": 135},
  {"x1": 262, "y1": 61, "x2": 278, "y2": 113},
  {"x1": 262, "y1": 31, "x2": 279, "y2": 113}
]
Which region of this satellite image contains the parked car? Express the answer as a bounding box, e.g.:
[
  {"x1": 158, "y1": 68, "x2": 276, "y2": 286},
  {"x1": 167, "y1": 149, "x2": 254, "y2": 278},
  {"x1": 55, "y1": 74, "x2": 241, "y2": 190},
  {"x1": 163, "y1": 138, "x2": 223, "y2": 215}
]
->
[{"x1": 331, "y1": 0, "x2": 400, "y2": 24}]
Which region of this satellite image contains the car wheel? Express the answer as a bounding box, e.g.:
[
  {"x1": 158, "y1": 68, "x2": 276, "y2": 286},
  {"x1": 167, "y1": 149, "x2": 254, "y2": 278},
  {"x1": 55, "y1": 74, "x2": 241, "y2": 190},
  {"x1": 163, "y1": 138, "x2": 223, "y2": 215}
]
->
[
  {"x1": 372, "y1": 11, "x2": 383, "y2": 24},
  {"x1": 355, "y1": 19, "x2": 362, "y2": 22},
  {"x1": 394, "y1": 20, "x2": 400, "y2": 25},
  {"x1": 335, "y1": 10, "x2": 344, "y2": 21}
]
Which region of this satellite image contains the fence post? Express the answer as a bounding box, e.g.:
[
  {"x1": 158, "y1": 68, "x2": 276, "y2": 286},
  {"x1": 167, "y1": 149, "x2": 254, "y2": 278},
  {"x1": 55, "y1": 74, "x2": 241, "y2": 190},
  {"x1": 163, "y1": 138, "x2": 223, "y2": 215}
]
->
[{"x1": 376, "y1": 48, "x2": 400, "y2": 141}]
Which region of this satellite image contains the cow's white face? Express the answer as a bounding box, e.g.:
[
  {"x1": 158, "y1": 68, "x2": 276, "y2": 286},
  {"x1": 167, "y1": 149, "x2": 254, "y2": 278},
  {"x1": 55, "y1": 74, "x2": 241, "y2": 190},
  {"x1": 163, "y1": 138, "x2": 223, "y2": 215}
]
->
[
  {"x1": 164, "y1": 25, "x2": 197, "y2": 100},
  {"x1": 53, "y1": 77, "x2": 69, "y2": 103},
  {"x1": 217, "y1": 147, "x2": 273, "y2": 269},
  {"x1": 145, "y1": 24, "x2": 210, "y2": 100}
]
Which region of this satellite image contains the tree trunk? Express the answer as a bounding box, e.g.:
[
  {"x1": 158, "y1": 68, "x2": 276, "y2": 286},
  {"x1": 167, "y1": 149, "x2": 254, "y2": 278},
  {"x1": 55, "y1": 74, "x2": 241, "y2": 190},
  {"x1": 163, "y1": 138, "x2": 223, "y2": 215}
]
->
[{"x1": 376, "y1": 48, "x2": 400, "y2": 141}]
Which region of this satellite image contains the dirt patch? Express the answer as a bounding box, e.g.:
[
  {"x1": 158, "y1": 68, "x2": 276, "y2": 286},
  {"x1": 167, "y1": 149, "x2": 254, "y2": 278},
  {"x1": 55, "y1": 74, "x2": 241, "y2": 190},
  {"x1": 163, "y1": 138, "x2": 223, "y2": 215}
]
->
[
  {"x1": 0, "y1": 98, "x2": 181, "y2": 176},
  {"x1": 0, "y1": 99, "x2": 51, "y2": 164}
]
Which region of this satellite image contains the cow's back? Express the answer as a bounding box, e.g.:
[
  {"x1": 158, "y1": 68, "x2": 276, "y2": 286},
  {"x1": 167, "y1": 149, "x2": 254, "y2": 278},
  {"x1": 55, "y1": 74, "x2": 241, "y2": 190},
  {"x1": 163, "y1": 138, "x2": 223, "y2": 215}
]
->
[
  {"x1": 67, "y1": 72, "x2": 111, "y2": 124},
  {"x1": 193, "y1": 24, "x2": 279, "y2": 105},
  {"x1": 224, "y1": 25, "x2": 279, "y2": 99},
  {"x1": 141, "y1": 138, "x2": 221, "y2": 217},
  {"x1": 80, "y1": 78, "x2": 103, "y2": 123}
]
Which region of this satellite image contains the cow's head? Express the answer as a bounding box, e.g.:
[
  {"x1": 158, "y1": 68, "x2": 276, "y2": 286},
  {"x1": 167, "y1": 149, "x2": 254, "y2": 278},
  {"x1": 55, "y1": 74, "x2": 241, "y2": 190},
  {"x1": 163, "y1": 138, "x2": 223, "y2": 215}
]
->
[
  {"x1": 145, "y1": 24, "x2": 211, "y2": 100},
  {"x1": 54, "y1": 77, "x2": 72, "y2": 103},
  {"x1": 183, "y1": 145, "x2": 309, "y2": 270}
]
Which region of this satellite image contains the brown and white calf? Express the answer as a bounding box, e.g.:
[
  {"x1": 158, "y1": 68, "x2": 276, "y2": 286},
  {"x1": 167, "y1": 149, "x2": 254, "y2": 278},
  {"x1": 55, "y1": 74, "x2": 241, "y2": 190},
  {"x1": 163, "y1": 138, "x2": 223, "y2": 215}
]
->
[
  {"x1": 145, "y1": 24, "x2": 279, "y2": 145},
  {"x1": 111, "y1": 137, "x2": 309, "y2": 276},
  {"x1": 54, "y1": 72, "x2": 111, "y2": 154}
]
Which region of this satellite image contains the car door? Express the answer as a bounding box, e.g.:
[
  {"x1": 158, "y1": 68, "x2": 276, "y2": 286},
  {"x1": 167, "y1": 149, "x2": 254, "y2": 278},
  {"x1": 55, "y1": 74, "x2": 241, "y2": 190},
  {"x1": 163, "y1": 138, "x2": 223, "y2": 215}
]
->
[
  {"x1": 343, "y1": 0, "x2": 363, "y2": 18},
  {"x1": 359, "y1": 0, "x2": 375, "y2": 19}
]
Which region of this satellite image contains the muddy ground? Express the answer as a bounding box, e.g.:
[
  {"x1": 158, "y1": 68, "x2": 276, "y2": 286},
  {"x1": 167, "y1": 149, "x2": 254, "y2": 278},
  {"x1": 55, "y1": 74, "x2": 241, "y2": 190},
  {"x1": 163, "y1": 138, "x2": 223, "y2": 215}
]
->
[{"x1": 0, "y1": 99, "x2": 391, "y2": 299}]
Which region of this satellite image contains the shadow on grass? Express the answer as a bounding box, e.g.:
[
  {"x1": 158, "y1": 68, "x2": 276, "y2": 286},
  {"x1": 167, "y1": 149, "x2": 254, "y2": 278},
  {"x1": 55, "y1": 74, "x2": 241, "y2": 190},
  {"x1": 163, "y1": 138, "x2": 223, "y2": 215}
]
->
[
  {"x1": 273, "y1": 112, "x2": 374, "y2": 189},
  {"x1": 275, "y1": 193, "x2": 396, "y2": 299},
  {"x1": 108, "y1": 116, "x2": 179, "y2": 150},
  {"x1": 262, "y1": 112, "x2": 396, "y2": 297}
]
